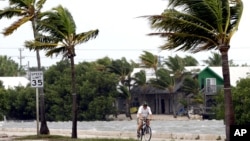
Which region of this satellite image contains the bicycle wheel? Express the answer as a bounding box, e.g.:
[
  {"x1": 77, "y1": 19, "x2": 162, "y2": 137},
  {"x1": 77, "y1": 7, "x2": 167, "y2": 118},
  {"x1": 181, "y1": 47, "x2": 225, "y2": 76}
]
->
[{"x1": 142, "y1": 126, "x2": 152, "y2": 141}]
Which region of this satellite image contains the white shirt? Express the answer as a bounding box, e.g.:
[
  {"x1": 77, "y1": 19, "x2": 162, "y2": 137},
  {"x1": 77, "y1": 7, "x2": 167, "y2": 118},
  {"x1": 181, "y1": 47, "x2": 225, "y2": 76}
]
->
[{"x1": 137, "y1": 105, "x2": 152, "y2": 118}]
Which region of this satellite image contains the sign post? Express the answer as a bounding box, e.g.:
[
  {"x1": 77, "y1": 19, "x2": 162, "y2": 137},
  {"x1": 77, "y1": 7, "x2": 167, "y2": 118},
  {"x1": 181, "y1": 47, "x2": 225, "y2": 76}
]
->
[{"x1": 30, "y1": 71, "x2": 44, "y2": 135}]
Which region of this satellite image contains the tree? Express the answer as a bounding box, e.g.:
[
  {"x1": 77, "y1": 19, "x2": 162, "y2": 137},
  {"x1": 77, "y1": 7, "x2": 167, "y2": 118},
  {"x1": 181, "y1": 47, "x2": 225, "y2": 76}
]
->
[
  {"x1": 145, "y1": 1, "x2": 243, "y2": 140},
  {"x1": 0, "y1": 0, "x2": 49, "y2": 134},
  {"x1": 149, "y1": 68, "x2": 176, "y2": 117},
  {"x1": 139, "y1": 51, "x2": 160, "y2": 113},
  {"x1": 0, "y1": 55, "x2": 25, "y2": 76},
  {"x1": 133, "y1": 70, "x2": 148, "y2": 101},
  {"x1": 76, "y1": 61, "x2": 119, "y2": 120},
  {"x1": 0, "y1": 84, "x2": 7, "y2": 120},
  {"x1": 25, "y1": 5, "x2": 99, "y2": 138},
  {"x1": 139, "y1": 51, "x2": 158, "y2": 72},
  {"x1": 181, "y1": 76, "x2": 204, "y2": 116},
  {"x1": 164, "y1": 55, "x2": 185, "y2": 80},
  {"x1": 214, "y1": 78, "x2": 250, "y2": 125},
  {"x1": 183, "y1": 55, "x2": 199, "y2": 66},
  {"x1": 203, "y1": 52, "x2": 222, "y2": 66},
  {"x1": 107, "y1": 57, "x2": 134, "y2": 119}
]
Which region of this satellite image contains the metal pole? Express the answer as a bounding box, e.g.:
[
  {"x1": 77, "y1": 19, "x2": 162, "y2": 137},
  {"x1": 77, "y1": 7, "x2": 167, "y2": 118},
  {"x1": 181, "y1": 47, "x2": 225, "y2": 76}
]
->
[{"x1": 36, "y1": 88, "x2": 39, "y2": 135}]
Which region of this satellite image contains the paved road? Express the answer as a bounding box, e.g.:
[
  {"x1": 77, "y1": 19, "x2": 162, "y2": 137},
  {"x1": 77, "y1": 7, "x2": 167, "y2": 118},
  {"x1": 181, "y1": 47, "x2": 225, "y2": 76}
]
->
[{"x1": 0, "y1": 128, "x2": 225, "y2": 141}]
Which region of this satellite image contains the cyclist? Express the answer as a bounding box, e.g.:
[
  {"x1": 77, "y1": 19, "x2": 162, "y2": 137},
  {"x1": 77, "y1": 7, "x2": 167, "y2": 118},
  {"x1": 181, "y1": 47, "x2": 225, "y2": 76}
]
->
[{"x1": 136, "y1": 101, "x2": 152, "y2": 137}]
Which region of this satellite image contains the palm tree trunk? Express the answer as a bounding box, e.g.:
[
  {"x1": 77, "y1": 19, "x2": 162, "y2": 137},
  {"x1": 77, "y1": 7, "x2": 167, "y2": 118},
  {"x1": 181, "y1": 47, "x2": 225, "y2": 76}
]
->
[
  {"x1": 32, "y1": 17, "x2": 49, "y2": 135},
  {"x1": 126, "y1": 99, "x2": 132, "y2": 119},
  {"x1": 156, "y1": 94, "x2": 159, "y2": 114},
  {"x1": 219, "y1": 45, "x2": 235, "y2": 141},
  {"x1": 172, "y1": 93, "x2": 177, "y2": 118},
  {"x1": 70, "y1": 56, "x2": 77, "y2": 138}
]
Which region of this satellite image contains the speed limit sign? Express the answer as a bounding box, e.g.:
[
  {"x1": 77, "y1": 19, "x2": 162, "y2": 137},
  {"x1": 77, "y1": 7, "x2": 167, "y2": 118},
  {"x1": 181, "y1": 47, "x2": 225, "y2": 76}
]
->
[{"x1": 30, "y1": 71, "x2": 44, "y2": 88}]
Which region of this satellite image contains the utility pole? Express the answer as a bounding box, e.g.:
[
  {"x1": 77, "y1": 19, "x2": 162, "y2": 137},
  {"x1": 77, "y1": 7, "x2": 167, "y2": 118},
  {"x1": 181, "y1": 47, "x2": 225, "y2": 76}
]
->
[{"x1": 18, "y1": 48, "x2": 25, "y2": 76}]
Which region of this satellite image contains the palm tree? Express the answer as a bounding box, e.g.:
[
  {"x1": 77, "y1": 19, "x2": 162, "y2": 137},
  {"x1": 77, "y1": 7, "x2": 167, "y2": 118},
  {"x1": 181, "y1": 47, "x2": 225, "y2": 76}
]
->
[
  {"x1": 181, "y1": 76, "x2": 204, "y2": 117},
  {"x1": 139, "y1": 51, "x2": 160, "y2": 113},
  {"x1": 140, "y1": 51, "x2": 158, "y2": 72},
  {"x1": 164, "y1": 55, "x2": 185, "y2": 81},
  {"x1": 25, "y1": 5, "x2": 99, "y2": 138},
  {"x1": 149, "y1": 68, "x2": 176, "y2": 117},
  {"x1": 203, "y1": 52, "x2": 222, "y2": 66},
  {"x1": 107, "y1": 57, "x2": 134, "y2": 119},
  {"x1": 145, "y1": 0, "x2": 243, "y2": 140},
  {"x1": 0, "y1": 0, "x2": 49, "y2": 134},
  {"x1": 133, "y1": 70, "x2": 148, "y2": 101},
  {"x1": 183, "y1": 55, "x2": 199, "y2": 66}
]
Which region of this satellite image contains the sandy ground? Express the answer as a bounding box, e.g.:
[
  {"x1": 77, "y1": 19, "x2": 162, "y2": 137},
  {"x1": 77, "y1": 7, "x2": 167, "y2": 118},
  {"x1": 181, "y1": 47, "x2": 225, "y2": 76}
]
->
[{"x1": 0, "y1": 114, "x2": 225, "y2": 141}]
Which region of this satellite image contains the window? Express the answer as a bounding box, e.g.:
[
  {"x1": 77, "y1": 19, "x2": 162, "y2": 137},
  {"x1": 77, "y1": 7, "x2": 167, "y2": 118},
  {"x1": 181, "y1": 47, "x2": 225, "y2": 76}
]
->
[{"x1": 206, "y1": 78, "x2": 216, "y2": 93}]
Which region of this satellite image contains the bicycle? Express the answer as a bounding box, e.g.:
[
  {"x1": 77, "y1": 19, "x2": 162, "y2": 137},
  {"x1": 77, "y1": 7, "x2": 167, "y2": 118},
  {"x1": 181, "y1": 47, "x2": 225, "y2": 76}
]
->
[{"x1": 137, "y1": 118, "x2": 152, "y2": 141}]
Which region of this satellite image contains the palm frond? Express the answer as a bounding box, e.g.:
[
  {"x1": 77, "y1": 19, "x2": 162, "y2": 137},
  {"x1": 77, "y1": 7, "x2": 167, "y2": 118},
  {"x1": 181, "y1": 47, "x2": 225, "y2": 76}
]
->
[
  {"x1": 36, "y1": 0, "x2": 47, "y2": 12},
  {"x1": 181, "y1": 76, "x2": 200, "y2": 95},
  {"x1": 25, "y1": 40, "x2": 58, "y2": 50},
  {"x1": 117, "y1": 85, "x2": 131, "y2": 99},
  {"x1": 139, "y1": 51, "x2": 158, "y2": 70},
  {"x1": 133, "y1": 70, "x2": 146, "y2": 86},
  {"x1": 0, "y1": 8, "x2": 24, "y2": 19},
  {"x1": 3, "y1": 16, "x2": 32, "y2": 36},
  {"x1": 45, "y1": 46, "x2": 66, "y2": 57},
  {"x1": 149, "y1": 68, "x2": 175, "y2": 91},
  {"x1": 51, "y1": 5, "x2": 76, "y2": 35},
  {"x1": 74, "y1": 30, "x2": 99, "y2": 44},
  {"x1": 144, "y1": 0, "x2": 243, "y2": 53},
  {"x1": 9, "y1": 0, "x2": 30, "y2": 8}
]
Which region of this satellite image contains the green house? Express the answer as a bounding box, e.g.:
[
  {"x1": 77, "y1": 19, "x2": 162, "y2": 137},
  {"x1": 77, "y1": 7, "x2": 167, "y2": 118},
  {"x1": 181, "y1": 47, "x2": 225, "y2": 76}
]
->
[
  {"x1": 197, "y1": 67, "x2": 224, "y2": 93},
  {"x1": 194, "y1": 67, "x2": 224, "y2": 114}
]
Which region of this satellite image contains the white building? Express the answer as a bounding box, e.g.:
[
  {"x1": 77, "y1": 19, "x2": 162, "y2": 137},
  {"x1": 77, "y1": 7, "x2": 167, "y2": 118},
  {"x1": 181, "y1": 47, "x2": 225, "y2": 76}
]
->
[{"x1": 0, "y1": 77, "x2": 30, "y2": 89}]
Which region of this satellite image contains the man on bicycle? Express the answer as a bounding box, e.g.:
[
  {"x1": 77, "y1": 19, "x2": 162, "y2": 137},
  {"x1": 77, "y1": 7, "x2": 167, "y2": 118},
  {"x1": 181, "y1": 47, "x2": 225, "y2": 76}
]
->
[{"x1": 137, "y1": 101, "x2": 152, "y2": 137}]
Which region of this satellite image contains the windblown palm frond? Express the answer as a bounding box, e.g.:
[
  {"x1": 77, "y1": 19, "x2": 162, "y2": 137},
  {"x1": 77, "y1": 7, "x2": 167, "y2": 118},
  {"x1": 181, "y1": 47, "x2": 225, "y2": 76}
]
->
[
  {"x1": 27, "y1": 5, "x2": 99, "y2": 58},
  {"x1": 139, "y1": 51, "x2": 158, "y2": 71},
  {"x1": 203, "y1": 51, "x2": 222, "y2": 66},
  {"x1": 149, "y1": 68, "x2": 175, "y2": 91},
  {"x1": 3, "y1": 16, "x2": 32, "y2": 35},
  {"x1": 74, "y1": 30, "x2": 99, "y2": 44},
  {"x1": 133, "y1": 70, "x2": 147, "y2": 86},
  {"x1": 146, "y1": 0, "x2": 243, "y2": 53},
  {"x1": 164, "y1": 55, "x2": 185, "y2": 81},
  {"x1": 0, "y1": 0, "x2": 48, "y2": 36},
  {"x1": 181, "y1": 76, "x2": 200, "y2": 95}
]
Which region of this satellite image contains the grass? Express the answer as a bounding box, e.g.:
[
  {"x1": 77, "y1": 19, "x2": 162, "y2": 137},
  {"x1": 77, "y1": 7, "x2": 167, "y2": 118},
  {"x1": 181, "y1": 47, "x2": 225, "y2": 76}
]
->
[{"x1": 14, "y1": 135, "x2": 138, "y2": 141}]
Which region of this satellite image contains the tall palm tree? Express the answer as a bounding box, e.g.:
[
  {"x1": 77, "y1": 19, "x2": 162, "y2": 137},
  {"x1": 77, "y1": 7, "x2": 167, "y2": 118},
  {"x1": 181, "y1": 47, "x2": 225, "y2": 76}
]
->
[
  {"x1": 107, "y1": 57, "x2": 134, "y2": 119},
  {"x1": 145, "y1": 0, "x2": 243, "y2": 140},
  {"x1": 0, "y1": 0, "x2": 49, "y2": 134},
  {"x1": 139, "y1": 51, "x2": 160, "y2": 113},
  {"x1": 203, "y1": 52, "x2": 222, "y2": 66},
  {"x1": 25, "y1": 5, "x2": 99, "y2": 138},
  {"x1": 149, "y1": 68, "x2": 176, "y2": 117}
]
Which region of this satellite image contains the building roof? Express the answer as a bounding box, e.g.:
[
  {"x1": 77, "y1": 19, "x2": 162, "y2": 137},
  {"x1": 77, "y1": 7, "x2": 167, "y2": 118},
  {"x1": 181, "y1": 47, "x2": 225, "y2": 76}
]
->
[
  {"x1": 0, "y1": 77, "x2": 30, "y2": 89},
  {"x1": 185, "y1": 66, "x2": 250, "y2": 86}
]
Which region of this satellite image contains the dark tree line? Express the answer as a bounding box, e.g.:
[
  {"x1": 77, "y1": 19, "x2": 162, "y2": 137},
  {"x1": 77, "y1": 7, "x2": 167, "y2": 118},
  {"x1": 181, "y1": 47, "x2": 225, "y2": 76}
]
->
[{"x1": 0, "y1": 59, "x2": 120, "y2": 121}]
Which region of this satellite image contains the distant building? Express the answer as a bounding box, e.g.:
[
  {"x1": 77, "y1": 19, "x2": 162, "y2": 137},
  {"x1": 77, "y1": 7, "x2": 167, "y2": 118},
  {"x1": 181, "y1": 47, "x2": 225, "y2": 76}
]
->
[
  {"x1": 128, "y1": 66, "x2": 250, "y2": 115},
  {"x1": 0, "y1": 77, "x2": 30, "y2": 89}
]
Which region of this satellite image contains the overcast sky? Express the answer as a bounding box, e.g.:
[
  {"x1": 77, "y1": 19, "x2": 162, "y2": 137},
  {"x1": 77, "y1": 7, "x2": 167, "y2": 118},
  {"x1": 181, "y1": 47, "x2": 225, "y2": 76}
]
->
[{"x1": 0, "y1": 0, "x2": 249, "y2": 68}]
